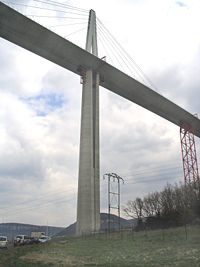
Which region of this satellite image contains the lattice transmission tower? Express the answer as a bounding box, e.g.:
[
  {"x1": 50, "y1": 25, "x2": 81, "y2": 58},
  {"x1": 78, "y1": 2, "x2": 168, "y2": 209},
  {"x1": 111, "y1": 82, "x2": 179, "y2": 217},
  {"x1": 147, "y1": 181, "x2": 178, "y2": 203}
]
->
[
  {"x1": 180, "y1": 122, "x2": 199, "y2": 185},
  {"x1": 103, "y1": 173, "x2": 124, "y2": 232}
]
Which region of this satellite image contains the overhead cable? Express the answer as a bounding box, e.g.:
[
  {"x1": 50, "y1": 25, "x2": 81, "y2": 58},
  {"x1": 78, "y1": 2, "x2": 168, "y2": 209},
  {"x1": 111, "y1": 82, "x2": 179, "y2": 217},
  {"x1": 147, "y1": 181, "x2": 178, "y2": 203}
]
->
[
  {"x1": 4, "y1": 1, "x2": 88, "y2": 16},
  {"x1": 64, "y1": 26, "x2": 87, "y2": 38},
  {"x1": 97, "y1": 21, "x2": 147, "y2": 84},
  {"x1": 32, "y1": 0, "x2": 89, "y2": 12},
  {"x1": 0, "y1": 188, "x2": 76, "y2": 212},
  {"x1": 97, "y1": 17, "x2": 158, "y2": 91},
  {"x1": 49, "y1": 22, "x2": 87, "y2": 28},
  {"x1": 26, "y1": 15, "x2": 87, "y2": 19},
  {"x1": 97, "y1": 33, "x2": 115, "y2": 65},
  {"x1": 97, "y1": 27, "x2": 125, "y2": 72},
  {"x1": 1, "y1": 195, "x2": 75, "y2": 217}
]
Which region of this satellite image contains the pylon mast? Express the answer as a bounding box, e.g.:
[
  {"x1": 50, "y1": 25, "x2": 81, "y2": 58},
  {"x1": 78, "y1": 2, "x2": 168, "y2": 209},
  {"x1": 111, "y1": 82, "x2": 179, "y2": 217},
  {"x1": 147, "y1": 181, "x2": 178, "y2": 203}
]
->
[
  {"x1": 103, "y1": 173, "x2": 124, "y2": 232},
  {"x1": 180, "y1": 124, "x2": 199, "y2": 184},
  {"x1": 76, "y1": 10, "x2": 100, "y2": 235}
]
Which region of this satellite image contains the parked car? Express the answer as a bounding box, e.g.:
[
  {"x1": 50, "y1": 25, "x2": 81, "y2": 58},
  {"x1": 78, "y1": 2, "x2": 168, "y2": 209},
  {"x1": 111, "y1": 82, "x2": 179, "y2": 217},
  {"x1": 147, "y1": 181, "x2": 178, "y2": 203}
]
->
[
  {"x1": 14, "y1": 235, "x2": 30, "y2": 246},
  {"x1": 38, "y1": 236, "x2": 51, "y2": 243},
  {"x1": 28, "y1": 237, "x2": 40, "y2": 244},
  {"x1": 0, "y1": 236, "x2": 8, "y2": 249}
]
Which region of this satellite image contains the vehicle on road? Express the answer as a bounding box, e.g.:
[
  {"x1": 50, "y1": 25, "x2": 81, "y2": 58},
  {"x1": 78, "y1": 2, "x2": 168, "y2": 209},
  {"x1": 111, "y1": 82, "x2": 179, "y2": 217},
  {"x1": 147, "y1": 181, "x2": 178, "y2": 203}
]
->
[
  {"x1": 0, "y1": 236, "x2": 8, "y2": 249},
  {"x1": 29, "y1": 237, "x2": 40, "y2": 244},
  {"x1": 13, "y1": 235, "x2": 30, "y2": 246},
  {"x1": 38, "y1": 236, "x2": 51, "y2": 243},
  {"x1": 30, "y1": 231, "x2": 46, "y2": 244},
  {"x1": 31, "y1": 231, "x2": 45, "y2": 239}
]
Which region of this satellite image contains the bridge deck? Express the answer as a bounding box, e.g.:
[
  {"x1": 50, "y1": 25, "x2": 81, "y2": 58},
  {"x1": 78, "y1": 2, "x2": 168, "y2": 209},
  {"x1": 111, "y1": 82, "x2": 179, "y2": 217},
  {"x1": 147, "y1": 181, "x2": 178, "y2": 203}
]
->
[{"x1": 0, "y1": 2, "x2": 200, "y2": 137}]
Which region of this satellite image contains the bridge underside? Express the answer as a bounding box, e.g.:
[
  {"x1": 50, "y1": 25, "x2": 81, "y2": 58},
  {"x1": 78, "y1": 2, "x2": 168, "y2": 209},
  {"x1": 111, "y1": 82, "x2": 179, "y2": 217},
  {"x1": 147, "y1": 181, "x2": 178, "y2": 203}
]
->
[{"x1": 1, "y1": 3, "x2": 200, "y2": 137}]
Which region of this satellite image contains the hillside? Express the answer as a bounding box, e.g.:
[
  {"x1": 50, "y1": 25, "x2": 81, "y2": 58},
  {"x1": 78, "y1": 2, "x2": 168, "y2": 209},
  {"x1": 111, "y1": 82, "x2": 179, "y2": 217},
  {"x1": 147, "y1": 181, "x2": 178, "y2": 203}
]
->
[
  {"x1": 1, "y1": 226, "x2": 200, "y2": 266},
  {"x1": 0, "y1": 214, "x2": 135, "y2": 240},
  {"x1": 0, "y1": 222, "x2": 64, "y2": 241},
  {"x1": 55, "y1": 213, "x2": 135, "y2": 237}
]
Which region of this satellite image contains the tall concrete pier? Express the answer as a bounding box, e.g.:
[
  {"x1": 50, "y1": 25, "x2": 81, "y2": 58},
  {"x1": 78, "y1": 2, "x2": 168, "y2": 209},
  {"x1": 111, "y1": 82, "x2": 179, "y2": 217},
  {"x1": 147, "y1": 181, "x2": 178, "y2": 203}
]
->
[{"x1": 76, "y1": 10, "x2": 100, "y2": 235}]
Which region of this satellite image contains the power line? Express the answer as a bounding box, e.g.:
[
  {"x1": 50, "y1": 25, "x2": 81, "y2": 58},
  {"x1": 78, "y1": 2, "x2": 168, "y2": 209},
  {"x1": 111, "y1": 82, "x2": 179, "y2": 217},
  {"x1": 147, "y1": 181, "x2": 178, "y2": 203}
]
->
[
  {"x1": 115, "y1": 167, "x2": 182, "y2": 182},
  {"x1": 1, "y1": 195, "x2": 75, "y2": 218},
  {"x1": 101, "y1": 171, "x2": 181, "y2": 187},
  {"x1": 101, "y1": 162, "x2": 183, "y2": 187},
  {"x1": 102, "y1": 162, "x2": 181, "y2": 179},
  {"x1": 1, "y1": 194, "x2": 75, "y2": 217},
  {"x1": 0, "y1": 188, "x2": 76, "y2": 213},
  {"x1": 101, "y1": 173, "x2": 182, "y2": 188},
  {"x1": 127, "y1": 175, "x2": 182, "y2": 185},
  {"x1": 2, "y1": 168, "x2": 182, "y2": 217},
  {"x1": 115, "y1": 160, "x2": 182, "y2": 177},
  {"x1": 126, "y1": 171, "x2": 181, "y2": 183},
  {"x1": 124, "y1": 166, "x2": 181, "y2": 179}
]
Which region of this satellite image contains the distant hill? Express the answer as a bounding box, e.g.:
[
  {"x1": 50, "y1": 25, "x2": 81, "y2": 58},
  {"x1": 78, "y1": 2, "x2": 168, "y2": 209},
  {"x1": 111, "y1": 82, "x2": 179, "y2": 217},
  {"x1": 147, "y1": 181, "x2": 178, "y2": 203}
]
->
[
  {"x1": 0, "y1": 214, "x2": 136, "y2": 241},
  {"x1": 55, "y1": 213, "x2": 136, "y2": 237},
  {"x1": 0, "y1": 223, "x2": 64, "y2": 241}
]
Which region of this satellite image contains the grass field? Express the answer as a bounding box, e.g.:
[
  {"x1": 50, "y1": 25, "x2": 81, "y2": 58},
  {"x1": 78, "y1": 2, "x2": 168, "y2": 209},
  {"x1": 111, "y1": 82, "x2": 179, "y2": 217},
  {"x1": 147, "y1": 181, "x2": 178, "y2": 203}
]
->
[{"x1": 0, "y1": 225, "x2": 200, "y2": 266}]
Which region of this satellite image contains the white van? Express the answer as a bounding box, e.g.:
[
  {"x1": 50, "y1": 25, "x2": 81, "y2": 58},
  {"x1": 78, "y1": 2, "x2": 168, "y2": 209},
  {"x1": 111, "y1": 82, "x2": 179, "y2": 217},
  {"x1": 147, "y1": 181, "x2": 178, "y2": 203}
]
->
[
  {"x1": 14, "y1": 235, "x2": 30, "y2": 246},
  {"x1": 0, "y1": 236, "x2": 8, "y2": 248}
]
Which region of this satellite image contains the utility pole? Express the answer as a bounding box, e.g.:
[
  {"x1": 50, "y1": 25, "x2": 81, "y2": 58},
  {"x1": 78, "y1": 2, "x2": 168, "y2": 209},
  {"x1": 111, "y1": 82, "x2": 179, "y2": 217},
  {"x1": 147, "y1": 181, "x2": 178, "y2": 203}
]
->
[
  {"x1": 46, "y1": 221, "x2": 49, "y2": 237},
  {"x1": 103, "y1": 173, "x2": 124, "y2": 232}
]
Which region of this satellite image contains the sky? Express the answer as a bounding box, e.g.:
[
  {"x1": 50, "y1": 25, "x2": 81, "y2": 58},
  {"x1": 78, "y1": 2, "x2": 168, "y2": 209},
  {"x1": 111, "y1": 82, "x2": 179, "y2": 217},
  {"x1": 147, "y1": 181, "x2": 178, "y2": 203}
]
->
[{"x1": 0, "y1": 0, "x2": 200, "y2": 228}]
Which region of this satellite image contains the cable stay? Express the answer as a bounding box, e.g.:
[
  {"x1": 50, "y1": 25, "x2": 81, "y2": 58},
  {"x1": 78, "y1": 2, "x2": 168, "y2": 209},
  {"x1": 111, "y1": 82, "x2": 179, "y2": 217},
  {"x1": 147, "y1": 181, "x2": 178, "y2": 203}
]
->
[
  {"x1": 2, "y1": 0, "x2": 88, "y2": 13},
  {"x1": 1, "y1": 0, "x2": 88, "y2": 49},
  {"x1": 63, "y1": 26, "x2": 87, "y2": 38},
  {"x1": 32, "y1": 0, "x2": 89, "y2": 12},
  {"x1": 49, "y1": 22, "x2": 88, "y2": 28},
  {"x1": 1, "y1": 0, "x2": 162, "y2": 91},
  {"x1": 97, "y1": 22, "x2": 147, "y2": 84},
  {"x1": 26, "y1": 15, "x2": 88, "y2": 19},
  {"x1": 3, "y1": 2, "x2": 88, "y2": 16},
  {"x1": 97, "y1": 17, "x2": 158, "y2": 91}
]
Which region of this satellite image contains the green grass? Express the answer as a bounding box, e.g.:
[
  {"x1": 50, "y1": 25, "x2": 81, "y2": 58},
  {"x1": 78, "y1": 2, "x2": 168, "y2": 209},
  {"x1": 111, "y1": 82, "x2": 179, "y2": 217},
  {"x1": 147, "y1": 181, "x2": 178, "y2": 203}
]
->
[{"x1": 1, "y1": 226, "x2": 200, "y2": 266}]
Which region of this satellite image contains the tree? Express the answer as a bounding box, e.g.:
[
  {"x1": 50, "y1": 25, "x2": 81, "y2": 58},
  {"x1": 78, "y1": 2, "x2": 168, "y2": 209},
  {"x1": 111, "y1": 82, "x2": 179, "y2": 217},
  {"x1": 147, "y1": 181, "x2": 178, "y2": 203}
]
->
[
  {"x1": 123, "y1": 198, "x2": 144, "y2": 229},
  {"x1": 123, "y1": 180, "x2": 200, "y2": 231}
]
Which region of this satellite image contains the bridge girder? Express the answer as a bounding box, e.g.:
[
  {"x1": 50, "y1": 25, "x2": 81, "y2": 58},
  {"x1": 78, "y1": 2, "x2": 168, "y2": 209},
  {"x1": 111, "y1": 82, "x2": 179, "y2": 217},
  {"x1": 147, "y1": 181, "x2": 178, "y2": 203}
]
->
[{"x1": 0, "y1": 2, "x2": 200, "y2": 137}]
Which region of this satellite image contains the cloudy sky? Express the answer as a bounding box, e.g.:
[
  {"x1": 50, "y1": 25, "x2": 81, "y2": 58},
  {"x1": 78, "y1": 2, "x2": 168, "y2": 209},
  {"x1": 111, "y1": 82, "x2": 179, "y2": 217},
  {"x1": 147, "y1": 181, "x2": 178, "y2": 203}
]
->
[{"x1": 0, "y1": 0, "x2": 200, "y2": 227}]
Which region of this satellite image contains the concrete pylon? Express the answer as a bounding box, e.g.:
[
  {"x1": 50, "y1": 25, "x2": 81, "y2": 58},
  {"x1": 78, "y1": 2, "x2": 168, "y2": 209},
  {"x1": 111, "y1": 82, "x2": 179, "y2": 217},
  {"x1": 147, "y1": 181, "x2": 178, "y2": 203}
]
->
[{"x1": 76, "y1": 10, "x2": 100, "y2": 235}]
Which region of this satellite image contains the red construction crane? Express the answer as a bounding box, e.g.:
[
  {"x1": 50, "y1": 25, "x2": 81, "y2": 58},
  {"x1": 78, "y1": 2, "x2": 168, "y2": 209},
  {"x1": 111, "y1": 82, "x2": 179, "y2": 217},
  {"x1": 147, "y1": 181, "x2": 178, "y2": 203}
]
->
[{"x1": 180, "y1": 123, "x2": 199, "y2": 184}]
